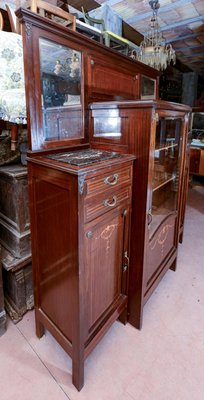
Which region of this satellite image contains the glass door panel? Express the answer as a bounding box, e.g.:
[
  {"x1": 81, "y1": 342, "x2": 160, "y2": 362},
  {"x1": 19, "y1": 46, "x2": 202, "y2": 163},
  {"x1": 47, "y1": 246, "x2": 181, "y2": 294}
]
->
[{"x1": 149, "y1": 116, "x2": 183, "y2": 237}]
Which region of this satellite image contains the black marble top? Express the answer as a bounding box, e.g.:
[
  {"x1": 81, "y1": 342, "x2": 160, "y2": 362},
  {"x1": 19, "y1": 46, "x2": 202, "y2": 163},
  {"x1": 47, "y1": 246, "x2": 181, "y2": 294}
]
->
[{"x1": 45, "y1": 149, "x2": 124, "y2": 166}]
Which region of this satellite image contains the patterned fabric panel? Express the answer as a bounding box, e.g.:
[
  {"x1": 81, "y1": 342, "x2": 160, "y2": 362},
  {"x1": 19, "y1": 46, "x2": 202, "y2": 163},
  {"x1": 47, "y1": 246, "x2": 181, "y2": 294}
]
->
[{"x1": 0, "y1": 31, "x2": 26, "y2": 124}]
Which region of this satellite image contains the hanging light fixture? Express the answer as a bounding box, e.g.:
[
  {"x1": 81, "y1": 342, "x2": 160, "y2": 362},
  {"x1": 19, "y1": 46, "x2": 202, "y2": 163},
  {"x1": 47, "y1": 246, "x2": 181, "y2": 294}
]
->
[{"x1": 132, "y1": 0, "x2": 176, "y2": 71}]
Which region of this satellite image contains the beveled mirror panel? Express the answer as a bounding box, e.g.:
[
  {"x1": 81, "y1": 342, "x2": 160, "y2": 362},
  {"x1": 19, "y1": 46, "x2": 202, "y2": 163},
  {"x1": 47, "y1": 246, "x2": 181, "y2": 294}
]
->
[{"x1": 39, "y1": 38, "x2": 83, "y2": 141}]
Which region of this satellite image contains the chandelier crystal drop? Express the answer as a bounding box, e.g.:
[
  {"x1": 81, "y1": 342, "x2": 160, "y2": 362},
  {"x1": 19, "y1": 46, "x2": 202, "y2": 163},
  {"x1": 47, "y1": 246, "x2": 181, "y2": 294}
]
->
[{"x1": 133, "y1": 0, "x2": 176, "y2": 71}]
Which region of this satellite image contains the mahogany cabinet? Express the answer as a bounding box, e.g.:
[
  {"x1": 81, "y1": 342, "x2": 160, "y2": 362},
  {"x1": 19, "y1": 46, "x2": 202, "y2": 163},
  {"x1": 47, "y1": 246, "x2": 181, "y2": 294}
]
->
[
  {"x1": 89, "y1": 100, "x2": 191, "y2": 329},
  {"x1": 16, "y1": 6, "x2": 190, "y2": 389},
  {"x1": 27, "y1": 150, "x2": 134, "y2": 390},
  {"x1": 17, "y1": 8, "x2": 137, "y2": 390}
]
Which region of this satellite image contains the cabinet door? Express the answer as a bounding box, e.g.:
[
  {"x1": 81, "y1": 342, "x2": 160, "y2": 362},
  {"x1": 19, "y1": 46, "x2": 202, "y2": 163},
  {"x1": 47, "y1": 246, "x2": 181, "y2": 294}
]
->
[
  {"x1": 146, "y1": 113, "x2": 184, "y2": 282},
  {"x1": 148, "y1": 114, "x2": 184, "y2": 237},
  {"x1": 84, "y1": 205, "x2": 129, "y2": 338}
]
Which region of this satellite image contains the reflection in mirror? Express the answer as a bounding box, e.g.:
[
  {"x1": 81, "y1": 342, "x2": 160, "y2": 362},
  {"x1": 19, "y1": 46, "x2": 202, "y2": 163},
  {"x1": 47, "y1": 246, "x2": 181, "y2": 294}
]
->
[
  {"x1": 141, "y1": 75, "x2": 155, "y2": 99},
  {"x1": 149, "y1": 117, "x2": 182, "y2": 237},
  {"x1": 39, "y1": 38, "x2": 83, "y2": 141}
]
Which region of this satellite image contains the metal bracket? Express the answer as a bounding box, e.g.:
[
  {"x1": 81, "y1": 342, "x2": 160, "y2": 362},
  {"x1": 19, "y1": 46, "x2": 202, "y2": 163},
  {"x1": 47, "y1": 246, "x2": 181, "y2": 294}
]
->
[
  {"x1": 25, "y1": 22, "x2": 32, "y2": 38},
  {"x1": 78, "y1": 175, "x2": 85, "y2": 195}
]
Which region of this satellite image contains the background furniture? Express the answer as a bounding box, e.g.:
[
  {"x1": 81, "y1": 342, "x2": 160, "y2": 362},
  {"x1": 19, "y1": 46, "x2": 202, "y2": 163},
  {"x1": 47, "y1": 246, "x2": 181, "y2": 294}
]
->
[
  {"x1": 26, "y1": 0, "x2": 76, "y2": 29},
  {"x1": 0, "y1": 246, "x2": 7, "y2": 336},
  {"x1": 189, "y1": 108, "x2": 204, "y2": 182},
  {"x1": 89, "y1": 100, "x2": 191, "y2": 329},
  {"x1": 1, "y1": 247, "x2": 33, "y2": 323},
  {"x1": 76, "y1": 18, "x2": 102, "y2": 43},
  {"x1": 0, "y1": 10, "x2": 3, "y2": 30},
  {"x1": 0, "y1": 28, "x2": 26, "y2": 150},
  {"x1": 0, "y1": 164, "x2": 31, "y2": 259},
  {"x1": 6, "y1": 4, "x2": 21, "y2": 33},
  {"x1": 82, "y1": 7, "x2": 129, "y2": 55},
  {"x1": 0, "y1": 165, "x2": 33, "y2": 322},
  {"x1": 189, "y1": 146, "x2": 204, "y2": 178}
]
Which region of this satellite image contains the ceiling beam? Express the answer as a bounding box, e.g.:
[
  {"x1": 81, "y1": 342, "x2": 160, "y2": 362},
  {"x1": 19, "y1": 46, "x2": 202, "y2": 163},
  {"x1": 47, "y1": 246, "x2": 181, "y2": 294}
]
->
[
  {"x1": 159, "y1": 16, "x2": 204, "y2": 33},
  {"x1": 174, "y1": 43, "x2": 204, "y2": 52},
  {"x1": 126, "y1": 0, "x2": 193, "y2": 25},
  {"x1": 179, "y1": 52, "x2": 204, "y2": 58},
  {"x1": 166, "y1": 32, "x2": 204, "y2": 44}
]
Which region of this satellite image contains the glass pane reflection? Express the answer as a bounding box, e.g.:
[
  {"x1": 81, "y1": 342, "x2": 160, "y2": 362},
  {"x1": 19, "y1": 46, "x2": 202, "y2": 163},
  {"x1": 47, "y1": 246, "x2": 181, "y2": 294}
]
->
[
  {"x1": 149, "y1": 117, "x2": 182, "y2": 237},
  {"x1": 39, "y1": 38, "x2": 83, "y2": 141}
]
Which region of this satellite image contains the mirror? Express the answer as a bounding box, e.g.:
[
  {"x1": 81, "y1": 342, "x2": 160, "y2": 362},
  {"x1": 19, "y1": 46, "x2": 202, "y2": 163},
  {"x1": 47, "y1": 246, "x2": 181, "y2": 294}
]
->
[
  {"x1": 39, "y1": 38, "x2": 83, "y2": 141},
  {"x1": 141, "y1": 75, "x2": 156, "y2": 100}
]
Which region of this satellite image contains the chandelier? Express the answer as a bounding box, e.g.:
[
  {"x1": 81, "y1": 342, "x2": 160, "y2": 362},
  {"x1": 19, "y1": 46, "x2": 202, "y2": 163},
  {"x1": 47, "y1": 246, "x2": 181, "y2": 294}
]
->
[{"x1": 132, "y1": 0, "x2": 176, "y2": 71}]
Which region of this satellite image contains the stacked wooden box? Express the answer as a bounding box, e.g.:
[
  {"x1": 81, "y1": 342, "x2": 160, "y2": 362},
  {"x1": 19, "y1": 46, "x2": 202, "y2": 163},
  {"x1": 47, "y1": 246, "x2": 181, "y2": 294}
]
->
[{"x1": 0, "y1": 164, "x2": 34, "y2": 322}]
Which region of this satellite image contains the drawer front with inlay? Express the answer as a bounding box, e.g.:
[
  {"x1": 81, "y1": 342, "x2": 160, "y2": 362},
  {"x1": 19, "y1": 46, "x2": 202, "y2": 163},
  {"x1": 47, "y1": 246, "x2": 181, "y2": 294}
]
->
[
  {"x1": 84, "y1": 186, "x2": 131, "y2": 222},
  {"x1": 86, "y1": 166, "x2": 132, "y2": 197}
]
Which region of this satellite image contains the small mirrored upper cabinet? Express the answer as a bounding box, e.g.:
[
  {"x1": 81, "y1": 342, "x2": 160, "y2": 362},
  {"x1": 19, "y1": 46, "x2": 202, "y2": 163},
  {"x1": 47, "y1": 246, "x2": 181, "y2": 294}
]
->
[
  {"x1": 140, "y1": 75, "x2": 156, "y2": 100},
  {"x1": 39, "y1": 38, "x2": 83, "y2": 143}
]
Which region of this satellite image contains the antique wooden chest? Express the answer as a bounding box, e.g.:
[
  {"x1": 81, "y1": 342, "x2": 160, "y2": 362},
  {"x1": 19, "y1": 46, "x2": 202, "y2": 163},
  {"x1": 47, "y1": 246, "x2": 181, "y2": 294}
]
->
[
  {"x1": 1, "y1": 246, "x2": 33, "y2": 323},
  {"x1": 0, "y1": 164, "x2": 31, "y2": 258}
]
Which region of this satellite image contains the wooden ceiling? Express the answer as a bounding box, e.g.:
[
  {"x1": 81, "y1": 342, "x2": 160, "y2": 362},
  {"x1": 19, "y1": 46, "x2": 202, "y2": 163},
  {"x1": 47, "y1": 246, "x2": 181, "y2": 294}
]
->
[
  {"x1": 68, "y1": 0, "x2": 204, "y2": 78},
  {"x1": 2, "y1": 0, "x2": 204, "y2": 77}
]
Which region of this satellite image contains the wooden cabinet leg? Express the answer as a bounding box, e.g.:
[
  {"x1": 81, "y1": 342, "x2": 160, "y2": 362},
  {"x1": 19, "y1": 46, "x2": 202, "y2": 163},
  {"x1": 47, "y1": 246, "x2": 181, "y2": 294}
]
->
[
  {"x1": 118, "y1": 308, "x2": 128, "y2": 325},
  {"x1": 35, "y1": 318, "x2": 44, "y2": 338},
  {"x1": 72, "y1": 357, "x2": 84, "y2": 391},
  {"x1": 170, "y1": 258, "x2": 177, "y2": 272}
]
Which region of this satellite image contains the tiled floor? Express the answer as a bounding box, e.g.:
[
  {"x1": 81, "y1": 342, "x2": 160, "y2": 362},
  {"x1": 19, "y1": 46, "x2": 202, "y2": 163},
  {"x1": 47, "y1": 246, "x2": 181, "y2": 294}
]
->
[{"x1": 0, "y1": 186, "x2": 204, "y2": 400}]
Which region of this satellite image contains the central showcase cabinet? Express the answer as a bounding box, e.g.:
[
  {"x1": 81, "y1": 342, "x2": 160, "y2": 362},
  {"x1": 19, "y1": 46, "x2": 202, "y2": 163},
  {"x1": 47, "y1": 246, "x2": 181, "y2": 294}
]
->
[{"x1": 89, "y1": 100, "x2": 191, "y2": 328}]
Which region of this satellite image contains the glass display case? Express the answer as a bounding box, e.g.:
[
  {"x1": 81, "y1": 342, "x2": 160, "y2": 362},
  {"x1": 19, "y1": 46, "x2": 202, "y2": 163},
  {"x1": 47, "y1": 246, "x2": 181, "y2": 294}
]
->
[
  {"x1": 149, "y1": 116, "x2": 182, "y2": 237},
  {"x1": 89, "y1": 100, "x2": 191, "y2": 329}
]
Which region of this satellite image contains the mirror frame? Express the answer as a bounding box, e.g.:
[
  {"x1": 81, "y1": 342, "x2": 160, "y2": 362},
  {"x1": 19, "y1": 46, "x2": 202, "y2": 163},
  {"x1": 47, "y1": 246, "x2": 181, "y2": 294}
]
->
[{"x1": 21, "y1": 17, "x2": 86, "y2": 151}]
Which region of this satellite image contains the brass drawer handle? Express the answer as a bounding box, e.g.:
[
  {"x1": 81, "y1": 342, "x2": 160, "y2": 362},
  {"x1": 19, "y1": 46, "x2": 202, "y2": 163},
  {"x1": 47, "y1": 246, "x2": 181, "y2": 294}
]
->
[
  {"x1": 103, "y1": 195, "x2": 117, "y2": 207},
  {"x1": 104, "y1": 173, "x2": 119, "y2": 186}
]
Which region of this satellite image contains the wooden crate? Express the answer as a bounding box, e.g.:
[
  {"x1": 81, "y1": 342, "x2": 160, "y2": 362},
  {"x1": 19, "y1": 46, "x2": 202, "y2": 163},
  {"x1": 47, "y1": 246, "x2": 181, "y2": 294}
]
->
[
  {"x1": 1, "y1": 246, "x2": 34, "y2": 323},
  {"x1": 0, "y1": 164, "x2": 31, "y2": 258}
]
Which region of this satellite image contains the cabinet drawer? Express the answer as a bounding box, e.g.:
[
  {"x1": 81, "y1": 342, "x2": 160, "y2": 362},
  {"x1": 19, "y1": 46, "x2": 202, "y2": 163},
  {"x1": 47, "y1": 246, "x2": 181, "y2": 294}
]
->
[
  {"x1": 86, "y1": 166, "x2": 132, "y2": 196},
  {"x1": 84, "y1": 186, "x2": 131, "y2": 222}
]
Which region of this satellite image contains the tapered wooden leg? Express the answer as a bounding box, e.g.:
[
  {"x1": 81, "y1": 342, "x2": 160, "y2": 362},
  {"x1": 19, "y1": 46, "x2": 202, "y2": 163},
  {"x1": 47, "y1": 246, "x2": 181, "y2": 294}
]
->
[
  {"x1": 35, "y1": 317, "x2": 44, "y2": 338},
  {"x1": 118, "y1": 308, "x2": 128, "y2": 325},
  {"x1": 72, "y1": 356, "x2": 84, "y2": 391},
  {"x1": 170, "y1": 258, "x2": 177, "y2": 272}
]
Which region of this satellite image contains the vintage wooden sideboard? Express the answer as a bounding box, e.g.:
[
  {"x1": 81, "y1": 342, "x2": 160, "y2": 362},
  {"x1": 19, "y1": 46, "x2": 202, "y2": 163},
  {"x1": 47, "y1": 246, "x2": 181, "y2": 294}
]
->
[{"x1": 16, "y1": 7, "x2": 190, "y2": 390}]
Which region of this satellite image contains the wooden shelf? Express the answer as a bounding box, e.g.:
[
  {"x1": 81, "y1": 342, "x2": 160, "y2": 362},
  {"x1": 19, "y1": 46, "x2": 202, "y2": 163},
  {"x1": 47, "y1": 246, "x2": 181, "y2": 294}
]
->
[
  {"x1": 155, "y1": 143, "x2": 178, "y2": 152},
  {"x1": 153, "y1": 173, "x2": 175, "y2": 192}
]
